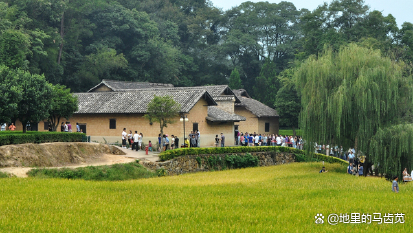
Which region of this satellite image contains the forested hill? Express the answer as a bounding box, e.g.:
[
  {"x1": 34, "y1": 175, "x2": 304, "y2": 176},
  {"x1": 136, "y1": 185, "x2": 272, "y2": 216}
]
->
[{"x1": 1, "y1": 0, "x2": 412, "y2": 101}]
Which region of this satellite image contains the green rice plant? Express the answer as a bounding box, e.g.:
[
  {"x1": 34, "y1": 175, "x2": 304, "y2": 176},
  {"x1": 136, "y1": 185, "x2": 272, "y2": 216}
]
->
[{"x1": 0, "y1": 162, "x2": 411, "y2": 232}]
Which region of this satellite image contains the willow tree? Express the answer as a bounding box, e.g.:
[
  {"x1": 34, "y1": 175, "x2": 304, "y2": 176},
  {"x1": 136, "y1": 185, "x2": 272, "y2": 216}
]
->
[{"x1": 295, "y1": 44, "x2": 413, "y2": 177}]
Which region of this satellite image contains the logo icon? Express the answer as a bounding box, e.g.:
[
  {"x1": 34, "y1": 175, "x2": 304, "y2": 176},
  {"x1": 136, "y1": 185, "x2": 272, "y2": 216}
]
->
[{"x1": 315, "y1": 213, "x2": 325, "y2": 224}]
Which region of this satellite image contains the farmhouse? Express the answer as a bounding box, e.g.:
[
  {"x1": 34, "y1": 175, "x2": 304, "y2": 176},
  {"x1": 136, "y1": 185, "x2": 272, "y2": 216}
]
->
[
  {"x1": 14, "y1": 80, "x2": 279, "y2": 147},
  {"x1": 233, "y1": 89, "x2": 279, "y2": 136}
]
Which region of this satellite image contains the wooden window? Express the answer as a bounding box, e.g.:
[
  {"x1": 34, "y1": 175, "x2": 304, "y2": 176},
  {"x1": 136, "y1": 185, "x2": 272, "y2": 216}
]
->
[
  {"x1": 193, "y1": 123, "x2": 198, "y2": 132},
  {"x1": 265, "y1": 123, "x2": 270, "y2": 132},
  {"x1": 109, "y1": 119, "x2": 116, "y2": 129}
]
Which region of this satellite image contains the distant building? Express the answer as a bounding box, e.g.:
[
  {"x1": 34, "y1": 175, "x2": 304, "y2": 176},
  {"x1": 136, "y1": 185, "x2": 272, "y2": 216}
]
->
[
  {"x1": 14, "y1": 80, "x2": 279, "y2": 146},
  {"x1": 232, "y1": 89, "x2": 279, "y2": 136}
]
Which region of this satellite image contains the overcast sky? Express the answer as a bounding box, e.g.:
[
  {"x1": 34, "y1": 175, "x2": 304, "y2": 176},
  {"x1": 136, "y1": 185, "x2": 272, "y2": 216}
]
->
[{"x1": 209, "y1": 0, "x2": 412, "y2": 27}]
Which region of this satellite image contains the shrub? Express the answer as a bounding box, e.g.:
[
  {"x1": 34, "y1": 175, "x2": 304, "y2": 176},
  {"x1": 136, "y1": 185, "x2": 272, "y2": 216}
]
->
[
  {"x1": 225, "y1": 153, "x2": 259, "y2": 169},
  {"x1": 195, "y1": 157, "x2": 202, "y2": 166},
  {"x1": 0, "y1": 131, "x2": 83, "y2": 146},
  {"x1": 0, "y1": 171, "x2": 13, "y2": 178},
  {"x1": 27, "y1": 162, "x2": 158, "y2": 181},
  {"x1": 156, "y1": 168, "x2": 168, "y2": 177},
  {"x1": 159, "y1": 146, "x2": 348, "y2": 165},
  {"x1": 159, "y1": 146, "x2": 280, "y2": 161},
  {"x1": 294, "y1": 153, "x2": 307, "y2": 162}
]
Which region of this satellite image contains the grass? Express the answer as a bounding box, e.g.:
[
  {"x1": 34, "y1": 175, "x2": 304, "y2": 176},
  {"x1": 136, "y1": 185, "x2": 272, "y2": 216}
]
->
[
  {"x1": 278, "y1": 129, "x2": 302, "y2": 136},
  {"x1": 27, "y1": 162, "x2": 157, "y2": 181},
  {"x1": 0, "y1": 171, "x2": 12, "y2": 178},
  {"x1": 0, "y1": 162, "x2": 411, "y2": 232}
]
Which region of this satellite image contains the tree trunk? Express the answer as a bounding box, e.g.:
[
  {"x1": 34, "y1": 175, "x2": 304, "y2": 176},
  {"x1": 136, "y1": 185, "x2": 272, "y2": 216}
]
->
[
  {"x1": 57, "y1": 12, "x2": 64, "y2": 64},
  {"x1": 50, "y1": 116, "x2": 60, "y2": 132},
  {"x1": 22, "y1": 120, "x2": 27, "y2": 133},
  {"x1": 55, "y1": 117, "x2": 60, "y2": 132}
]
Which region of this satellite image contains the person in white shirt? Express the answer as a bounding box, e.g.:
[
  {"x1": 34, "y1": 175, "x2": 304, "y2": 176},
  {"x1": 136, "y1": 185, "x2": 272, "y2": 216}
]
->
[
  {"x1": 121, "y1": 128, "x2": 127, "y2": 148},
  {"x1": 276, "y1": 136, "x2": 282, "y2": 146},
  {"x1": 138, "y1": 133, "x2": 143, "y2": 150},
  {"x1": 348, "y1": 151, "x2": 355, "y2": 164},
  {"x1": 196, "y1": 130, "x2": 200, "y2": 147},
  {"x1": 171, "y1": 135, "x2": 175, "y2": 149},
  {"x1": 128, "y1": 130, "x2": 133, "y2": 149},
  {"x1": 132, "y1": 131, "x2": 139, "y2": 151},
  {"x1": 254, "y1": 134, "x2": 259, "y2": 146}
]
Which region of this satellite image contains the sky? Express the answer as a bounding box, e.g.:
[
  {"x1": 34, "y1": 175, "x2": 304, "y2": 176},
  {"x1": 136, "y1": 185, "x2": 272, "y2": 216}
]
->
[{"x1": 209, "y1": 0, "x2": 412, "y2": 27}]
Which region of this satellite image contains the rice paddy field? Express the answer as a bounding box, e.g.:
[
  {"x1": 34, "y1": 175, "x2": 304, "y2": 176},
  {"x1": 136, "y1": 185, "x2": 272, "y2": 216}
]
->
[{"x1": 0, "y1": 162, "x2": 411, "y2": 232}]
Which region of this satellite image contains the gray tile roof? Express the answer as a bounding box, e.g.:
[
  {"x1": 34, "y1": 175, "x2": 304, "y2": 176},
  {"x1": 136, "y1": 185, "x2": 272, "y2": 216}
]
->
[
  {"x1": 206, "y1": 106, "x2": 246, "y2": 122},
  {"x1": 232, "y1": 89, "x2": 251, "y2": 98},
  {"x1": 213, "y1": 96, "x2": 236, "y2": 101},
  {"x1": 88, "y1": 80, "x2": 241, "y2": 103},
  {"x1": 233, "y1": 89, "x2": 279, "y2": 117},
  {"x1": 88, "y1": 79, "x2": 174, "y2": 92},
  {"x1": 74, "y1": 89, "x2": 216, "y2": 114}
]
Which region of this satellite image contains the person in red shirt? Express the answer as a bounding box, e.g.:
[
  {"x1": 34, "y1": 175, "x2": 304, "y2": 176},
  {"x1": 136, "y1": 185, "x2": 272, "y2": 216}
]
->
[{"x1": 8, "y1": 123, "x2": 16, "y2": 131}]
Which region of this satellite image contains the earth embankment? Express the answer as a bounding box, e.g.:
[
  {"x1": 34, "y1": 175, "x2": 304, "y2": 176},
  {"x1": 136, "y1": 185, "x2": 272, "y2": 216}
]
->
[{"x1": 0, "y1": 142, "x2": 125, "y2": 168}]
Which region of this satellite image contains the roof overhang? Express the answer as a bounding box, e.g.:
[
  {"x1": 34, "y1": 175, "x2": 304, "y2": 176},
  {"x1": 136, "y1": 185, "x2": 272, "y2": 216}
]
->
[
  {"x1": 87, "y1": 80, "x2": 114, "y2": 92},
  {"x1": 222, "y1": 86, "x2": 241, "y2": 103}
]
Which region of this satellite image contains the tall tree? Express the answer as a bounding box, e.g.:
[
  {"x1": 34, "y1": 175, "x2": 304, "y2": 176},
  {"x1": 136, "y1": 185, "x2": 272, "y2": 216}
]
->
[
  {"x1": 295, "y1": 44, "x2": 413, "y2": 177},
  {"x1": 228, "y1": 68, "x2": 242, "y2": 90},
  {"x1": 274, "y1": 69, "x2": 300, "y2": 131},
  {"x1": 144, "y1": 95, "x2": 181, "y2": 139},
  {"x1": 0, "y1": 65, "x2": 22, "y2": 124},
  {"x1": 16, "y1": 70, "x2": 53, "y2": 133},
  {"x1": 329, "y1": 0, "x2": 369, "y2": 41},
  {"x1": 222, "y1": 1, "x2": 305, "y2": 92},
  {"x1": 47, "y1": 85, "x2": 78, "y2": 131},
  {"x1": 252, "y1": 59, "x2": 280, "y2": 108},
  {"x1": 0, "y1": 29, "x2": 31, "y2": 69},
  {"x1": 399, "y1": 22, "x2": 413, "y2": 63}
]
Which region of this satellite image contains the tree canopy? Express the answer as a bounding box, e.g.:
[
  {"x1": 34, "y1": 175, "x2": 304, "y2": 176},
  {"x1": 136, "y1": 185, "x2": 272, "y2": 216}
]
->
[
  {"x1": 144, "y1": 95, "x2": 181, "y2": 139},
  {"x1": 2, "y1": 0, "x2": 413, "y2": 172},
  {"x1": 48, "y1": 85, "x2": 78, "y2": 131},
  {"x1": 1, "y1": 0, "x2": 410, "y2": 96},
  {"x1": 228, "y1": 68, "x2": 242, "y2": 90}
]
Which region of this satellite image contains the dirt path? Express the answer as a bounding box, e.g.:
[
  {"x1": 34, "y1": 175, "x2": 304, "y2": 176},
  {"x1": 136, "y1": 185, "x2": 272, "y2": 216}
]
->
[
  {"x1": 0, "y1": 154, "x2": 135, "y2": 178},
  {"x1": 114, "y1": 146, "x2": 161, "y2": 162}
]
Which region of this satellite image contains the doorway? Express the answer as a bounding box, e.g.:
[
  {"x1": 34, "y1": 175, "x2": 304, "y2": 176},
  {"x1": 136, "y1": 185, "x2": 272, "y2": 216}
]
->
[{"x1": 79, "y1": 124, "x2": 87, "y2": 134}]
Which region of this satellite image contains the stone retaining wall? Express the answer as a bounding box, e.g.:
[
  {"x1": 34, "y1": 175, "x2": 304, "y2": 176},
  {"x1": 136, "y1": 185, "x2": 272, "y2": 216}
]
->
[{"x1": 142, "y1": 151, "x2": 295, "y2": 175}]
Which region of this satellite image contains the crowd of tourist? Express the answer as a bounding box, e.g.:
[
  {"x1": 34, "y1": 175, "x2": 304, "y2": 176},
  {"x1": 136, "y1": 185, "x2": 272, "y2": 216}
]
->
[
  {"x1": 118, "y1": 127, "x2": 413, "y2": 184},
  {"x1": 235, "y1": 132, "x2": 303, "y2": 149},
  {"x1": 60, "y1": 122, "x2": 83, "y2": 133}
]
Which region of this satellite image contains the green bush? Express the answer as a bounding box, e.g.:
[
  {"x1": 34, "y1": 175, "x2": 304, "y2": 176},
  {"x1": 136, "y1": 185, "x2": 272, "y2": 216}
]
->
[
  {"x1": 27, "y1": 162, "x2": 158, "y2": 181},
  {"x1": 0, "y1": 131, "x2": 83, "y2": 146},
  {"x1": 0, "y1": 171, "x2": 13, "y2": 178},
  {"x1": 159, "y1": 146, "x2": 348, "y2": 165},
  {"x1": 160, "y1": 146, "x2": 280, "y2": 161},
  {"x1": 225, "y1": 153, "x2": 259, "y2": 169},
  {"x1": 156, "y1": 168, "x2": 168, "y2": 177},
  {"x1": 294, "y1": 153, "x2": 307, "y2": 162}
]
